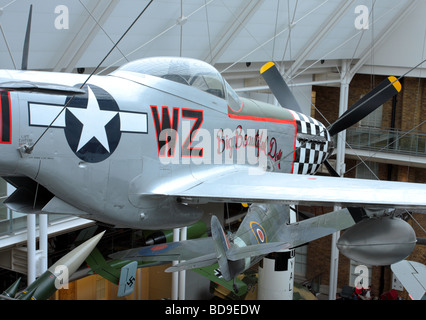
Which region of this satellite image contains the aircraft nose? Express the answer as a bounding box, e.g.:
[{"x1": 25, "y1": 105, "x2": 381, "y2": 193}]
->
[{"x1": 292, "y1": 112, "x2": 333, "y2": 175}]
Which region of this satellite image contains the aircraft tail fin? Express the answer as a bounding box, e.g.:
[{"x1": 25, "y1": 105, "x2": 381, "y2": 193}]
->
[
  {"x1": 86, "y1": 248, "x2": 138, "y2": 297},
  {"x1": 117, "y1": 261, "x2": 137, "y2": 297},
  {"x1": 211, "y1": 215, "x2": 232, "y2": 281},
  {"x1": 86, "y1": 248, "x2": 121, "y2": 284}
]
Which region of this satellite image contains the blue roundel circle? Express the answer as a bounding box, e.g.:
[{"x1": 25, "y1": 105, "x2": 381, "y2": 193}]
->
[
  {"x1": 250, "y1": 221, "x2": 267, "y2": 244},
  {"x1": 64, "y1": 84, "x2": 121, "y2": 163}
]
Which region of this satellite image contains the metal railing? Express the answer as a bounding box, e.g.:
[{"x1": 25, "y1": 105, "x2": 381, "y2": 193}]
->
[
  {"x1": 0, "y1": 197, "x2": 68, "y2": 236},
  {"x1": 346, "y1": 126, "x2": 426, "y2": 156}
]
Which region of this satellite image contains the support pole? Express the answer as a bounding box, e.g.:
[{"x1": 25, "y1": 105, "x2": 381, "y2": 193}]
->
[
  {"x1": 329, "y1": 60, "x2": 351, "y2": 300},
  {"x1": 39, "y1": 214, "x2": 48, "y2": 273},
  {"x1": 27, "y1": 214, "x2": 36, "y2": 285},
  {"x1": 171, "y1": 228, "x2": 180, "y2": 300},
  {"x1": 178, "y1": 226, "x2": 187, "y2": 300}
]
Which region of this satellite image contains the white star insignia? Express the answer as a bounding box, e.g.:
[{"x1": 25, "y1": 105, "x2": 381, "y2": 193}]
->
[{"x1": 68, "y1": 86, "x2": 118, "y2": 152}]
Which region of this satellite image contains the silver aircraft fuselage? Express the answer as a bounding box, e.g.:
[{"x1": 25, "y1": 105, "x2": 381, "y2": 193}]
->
[{"x1": 0, "y1": 57, "x2": 333, "y2": 229}]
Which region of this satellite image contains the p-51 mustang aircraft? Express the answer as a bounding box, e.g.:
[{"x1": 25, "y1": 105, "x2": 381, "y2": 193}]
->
[
  {"x1": 0, "y1": 55, "x2": 424, "y2": 285},
  {"x1": 1, "y1": 4, "x2": 424, "y2": 296},
  {"x1": 0, "y1": 57, "x2": 424, "y2": 228}
]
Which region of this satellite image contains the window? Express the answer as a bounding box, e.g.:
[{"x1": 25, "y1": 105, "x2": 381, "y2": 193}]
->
[
  {"x1": 224, "y1": 80, "x2": 242, "y2": 111},
  {"x1": 294, "y1": 245, "x2": 308, "y2": 277}
]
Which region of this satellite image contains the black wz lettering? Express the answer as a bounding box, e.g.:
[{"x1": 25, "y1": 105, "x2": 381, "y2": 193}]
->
[
  {"x1": 151, "y1": 105, "x2": 179, "y2": 157},
  {"x1": 181, "y1": 108, "x2": 203, "y2": 158},
  {"x1": 150, "y1": 106, "x2": 204, "y2": 158}
]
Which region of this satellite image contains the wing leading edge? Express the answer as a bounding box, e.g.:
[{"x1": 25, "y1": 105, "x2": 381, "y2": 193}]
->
[
  {"x1": 144, "y1": 166, "x2": 426, "y2": 210},
  {"x1": 0, "y1": 80, "x2": 85, "y2": 95}
]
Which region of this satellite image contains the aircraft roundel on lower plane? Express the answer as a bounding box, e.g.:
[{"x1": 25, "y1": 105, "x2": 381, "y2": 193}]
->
[{"x1": 250, "y1": 221, "x2": 267, "y2": 244}]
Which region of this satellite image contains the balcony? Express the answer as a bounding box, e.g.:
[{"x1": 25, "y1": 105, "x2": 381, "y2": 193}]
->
[
  {"x1": 345, "y1": 126, "x2": 426, "y2": 168},
  {"x1": 346, "y1": 126, "x2": 426, "y2": 156}
]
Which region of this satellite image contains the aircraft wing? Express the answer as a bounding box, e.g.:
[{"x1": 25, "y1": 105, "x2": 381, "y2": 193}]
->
[
  {"x1": 275, "y1": 208, "x2": 356, "y2": 247},
  {"x1": 142, "y1": 166, "x2": 426, "y2": 209},
  {"x1": 109, "y1": 207, "x2": 355, "y2": 269},
  {"x1": 391, "y1": 260, "x2": 426, "y2": 300},
  {"x1": 0, "y1": 80, "x2": 85, "y2": 95},
  {"x1": 109, "y1": 237, "x2": 215, "y2": 262}
]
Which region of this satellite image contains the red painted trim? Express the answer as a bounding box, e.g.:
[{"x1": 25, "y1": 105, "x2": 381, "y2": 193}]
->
[
  {"x1": 228, "y1": 110, "x2": 298, "y2": 173},
  {"x1": 7, "y1": 92, "x2": 12, "y2": 144},
  {"x1": 0, "y1": 91, "x2": 12, "y2": 144},
  {"x1": 228, "y1": 112, "x2": 295, "y2": 125}
]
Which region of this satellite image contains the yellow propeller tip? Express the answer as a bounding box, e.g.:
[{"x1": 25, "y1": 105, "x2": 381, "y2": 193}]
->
[
  {"x1": 260, "y1": 62, "x2": 275, "y2": 74},
  {"x1": 388, "y1": 76, "x2": 402, "y2": 92}
]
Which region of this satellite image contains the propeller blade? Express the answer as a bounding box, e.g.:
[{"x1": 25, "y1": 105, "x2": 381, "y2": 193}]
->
[
  {"x1": 328, "y1": 76, "x2": 401, "y2": 136},
  {"x1": 21, "y1": 5, "x2": 33, "y2": 70},
  {"x1": 324, "y1": 159, "x2": 340, "y2": 177},
  {"x1": 260, "y1": 62, "x2": 303, "y2": 113}
]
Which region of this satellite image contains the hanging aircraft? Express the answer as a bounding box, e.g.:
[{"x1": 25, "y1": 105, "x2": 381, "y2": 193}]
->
[
  {"x1": 0, "y1": 4, "x2": 425, "y2": 290},
  {"x1": 1, "y1": 55, "x2": 424, "y2": 228},
  {"x1": 391, "y1": 260, "x2": 426, "y2": 300},
  {"x1": 110, "y1": 203, "x2": 357, "y2": 290}
]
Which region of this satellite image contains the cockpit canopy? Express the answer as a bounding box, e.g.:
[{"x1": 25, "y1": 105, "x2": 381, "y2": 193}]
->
[
  {"x1": 115, "y1": 57, "x2": 241, "y2": 109},
  {"x1": 117, "y1": 56, "x2": 224, "y2": 97}
]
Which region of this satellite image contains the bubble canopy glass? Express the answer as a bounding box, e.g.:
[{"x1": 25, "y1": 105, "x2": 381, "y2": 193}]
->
[{"x1": 116, "y1": 56, "x2": 231, "y2": 100}]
